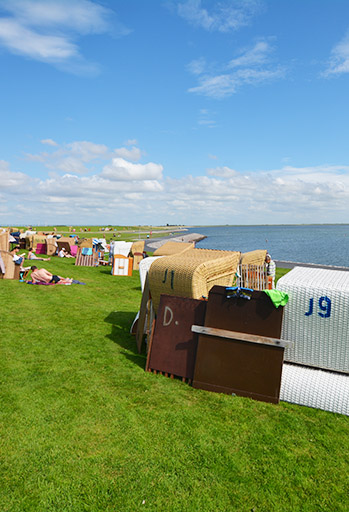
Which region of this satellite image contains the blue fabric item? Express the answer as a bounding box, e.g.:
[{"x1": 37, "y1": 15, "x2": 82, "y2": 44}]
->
[
  {"x1": 82, "y1": 248, "x2": 93, "y2": 256},
  {"x1": 72, "y1": 280, "x2": 86, "y2": 285}
]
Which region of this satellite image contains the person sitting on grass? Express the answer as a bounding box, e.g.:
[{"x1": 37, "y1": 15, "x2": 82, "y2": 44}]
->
[
  {"x1": 11, "y1": 245, "x2": 25, "y2": 262},
  {"x1": 58, "y1": 247, "x2": 74, "y2": 258},
  {"x1": 27, "y1": 247, "x2": 51, "y2": 261},
  {"x1": 30, "y1": 266, "x2": 72, "y2": 285}
]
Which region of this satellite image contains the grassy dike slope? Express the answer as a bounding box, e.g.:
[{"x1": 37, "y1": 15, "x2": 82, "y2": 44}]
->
[{"x1": 0, "y1": 259, "x2": 348, "y2": 511}]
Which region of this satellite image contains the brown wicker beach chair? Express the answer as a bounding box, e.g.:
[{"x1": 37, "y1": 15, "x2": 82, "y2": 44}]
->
[
  {"x1": 131, "y1": 240, "x2": 145, "y2": 270},
  {"x1": 148, "y1": 248, "x2": 241, "y2": 313},
  {"x1": 0, "y1": 250, "x2": 20, "y2": 280},
  {"x1": 153, "y1": 241, "x2": 194, "y2": 256},
  {"x1": 240, "y1": 249, "x2": 267, "y2": 265}
]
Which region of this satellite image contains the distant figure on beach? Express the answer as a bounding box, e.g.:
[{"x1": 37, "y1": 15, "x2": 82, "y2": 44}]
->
[
  {"x1": 265, "y1": 253, "x2": 276, "y2": 289},
  {"x1": 27, "y1": 247, "x2": 51, "y2": 261},
  {"x1": 58, "y1": 247, "x2": 74, "y2": 258},
  {"x1": 30, "y1": 266, "x2": 72, "y2": 284}
]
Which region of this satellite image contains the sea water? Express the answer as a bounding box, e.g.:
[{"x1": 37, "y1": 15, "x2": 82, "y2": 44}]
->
[{"x1": 185, "y1": 225, "x2": 349, "y2": 267}]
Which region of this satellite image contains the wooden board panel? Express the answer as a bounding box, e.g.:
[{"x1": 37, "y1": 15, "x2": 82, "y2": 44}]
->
[
  {"x1": 193, "y1": 333, "x2": 285, "y2": 403},
  {"x1": 192, "y1": 285, "x2": 286, "y2": 404},
  {"x1": 204, "y1": 286, "x2": 284, "y2": 338},
  {"x1": 146, "y1": 295, "x2": 206, "y2": 380}
]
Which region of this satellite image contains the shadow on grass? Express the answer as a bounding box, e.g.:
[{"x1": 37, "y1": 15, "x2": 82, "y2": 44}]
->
[{"x1": 104, "y1": 311, "x2": 146, "y2": 369}]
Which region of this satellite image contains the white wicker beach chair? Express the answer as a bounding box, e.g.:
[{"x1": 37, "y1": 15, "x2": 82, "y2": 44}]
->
[
  {"x1": 280, "y1": 363, "x2": 349, "y2": 416},
  {"x1": 277, "y1": 267, "x2": 349, "y2": 373}
]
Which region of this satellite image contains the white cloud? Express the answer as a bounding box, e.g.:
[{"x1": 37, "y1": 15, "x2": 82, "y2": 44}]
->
[
  {"x1": 189, "y1": 74, "x2": 238, "y2": 98},
  {"x1": 0, "y1": 160, "x2": 33, "y2": 189},
  {"x1": 207, "y1": 166, "x2": 238, "y2": 178},
  {"x1": 114, "y1": 146, "x2": 142, "y2": 161},
  {"x1": 26, "y1": 141, "x2": 150, "y2": 177},
  {"x1": 2, "y1": 143, "x2": 349, "y2": 226},
  {"x1": 124, "y1": 139, "x2": 138, "y2": 146},
  {"x1": 187, "y1": 57, "x2": 206, "y2": 75},
  {"x1": 228, "y1": 40, "x2": 271, "y2": 68},
  {"x1": 26, "y1": 140, "x2": 109, "y2": 174},
  {"x1": 177, "y1": 0, "x2": 260, "y2": 33},
  {"x1": 188, "y1": 40, "x2": 285, "y2": 98},
  {"x1": 2, "y1": 0, "x2": 112, "y2": 34},
  {"x1": 197, "y1": 108, "x2": 216, "y2": 127},
  {"x1": 41, "y1": 139, "x2": 58, "y2": 146},
  {"x1": 67, "y1": 141, "x2": 108, "y2": 161},
  {"x1": 323, "y1": 32, "x2": 349, "y2": 76},
  {"x1": 0, "y1": 0, "x2": 130, "y2": 73},
  {"x1": 0, "y1": 18, "x2": 78, "y2": 61},
  {"x1": 101, "y1": 158, "x2": 163, "y2": 181}
]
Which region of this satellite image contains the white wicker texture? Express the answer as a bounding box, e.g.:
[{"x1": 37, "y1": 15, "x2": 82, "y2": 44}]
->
[
  {"x1": 138, "y1": 256, "x2": 163, "y2": 291},
  {"x1": 110, "y1": 241, "x2": 133, "y2": 257},
  {"x1": 277, "y1": 267, "x2": 349, "y2": 373},
  {"x1": 280, "y1": 363, "x2": 349, "y2": 416}
]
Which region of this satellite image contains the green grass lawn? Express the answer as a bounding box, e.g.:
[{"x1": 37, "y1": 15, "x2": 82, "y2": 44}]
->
[
  {"x1": 10, "y1": 225, "x2": 186, "y2": 241},
  {"x1": 0, "y1": 260, "x2": 348, "y2": 511}
]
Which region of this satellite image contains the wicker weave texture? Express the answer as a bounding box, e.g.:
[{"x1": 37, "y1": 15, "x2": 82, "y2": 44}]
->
[
  {"x1": 241, "y1": 249, "x2": 267, "y2": 265},
  {"x1": 139, "y1": 256, "x2": 163, "y2": 291},
  {"x1": 0, "y1": 250, "x2": 19, "y2": 279},
  {"x1": 110, "y1": 241, "x2": 132, "y2": 257},
  {"x1": 0, "y1": 232, "x2": 9, "y2": 252},
  {"x1": 131, "y1": 241, "x2": 145, "y2": 270},
  {"x1": 153, "y1": 241, "x2": 194, "y2": 256},
  {"x1": 46, "y1": 238, "x2": 57, "y2": 256},
  {"x1": 78, "y1": 238, "x2": 93, "y2": 249},
  {"x1": 26, "y1": 235, "x2": 47, "y2": 250},
  {"x1": 131, "y1": 241, "x2": 144, "y2": 255},
  {"x1": 280, "y1": 363, "x2": 349, "y2": 416},
  {"x1": 277, "y1": 267, "x2": 349, "y2": 373},
  {"x1": 149, "y1": 249, "x2": 240, "y2": 312}
]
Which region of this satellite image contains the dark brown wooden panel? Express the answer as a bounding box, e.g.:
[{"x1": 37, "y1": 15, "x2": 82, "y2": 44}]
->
[
  {"x1": 193, "y1": 333, "x2": 284, "y2": 403},
  {"x1": 146, "y1": 295, "x2": 207, "y2": 380},
  {"x1": 204, "y1": 286, "x2": 283, "y2": 338},
  {"x1": 192, "y1": 285, "x2": 286, "y2": 404}
]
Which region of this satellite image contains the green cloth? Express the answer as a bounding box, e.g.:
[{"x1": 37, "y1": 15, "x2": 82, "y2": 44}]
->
[{"x1": 263, "y1": 289, "x2": 289, "y2": 308}]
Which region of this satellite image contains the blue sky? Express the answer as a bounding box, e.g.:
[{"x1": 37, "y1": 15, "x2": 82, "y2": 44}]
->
[{"x1": 1, "y1": 0, "x2": 349, "y2": 226}]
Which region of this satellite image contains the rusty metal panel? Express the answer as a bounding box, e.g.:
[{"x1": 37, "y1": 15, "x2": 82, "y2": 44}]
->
[
  {"x1": 146, "y1": 295, "x2": 207, "y2": 380},
  {"x1": 192, "y1": 285, "x2": 286, "y2": 404}
]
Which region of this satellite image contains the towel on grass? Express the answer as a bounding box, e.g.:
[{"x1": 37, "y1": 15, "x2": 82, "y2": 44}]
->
[{"x1": 27, "y1": 280, "x2": 86, "y2": 285}]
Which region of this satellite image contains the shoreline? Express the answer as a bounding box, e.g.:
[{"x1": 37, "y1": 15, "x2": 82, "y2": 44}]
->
[
  {"x1": 275, "y1": 260, "x2": 349, "y2": 271},
  {"x1": 145, "y1": 234, "x2": 349, "y2": 271}
]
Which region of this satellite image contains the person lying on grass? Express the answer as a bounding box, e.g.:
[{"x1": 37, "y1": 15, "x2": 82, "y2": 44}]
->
[
  {"x1": 27, "y1": 247, "x2": 51, "y2": 262},
  {"x1": 29, "y1": 266, "x2": 72, "y2": 285}
]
